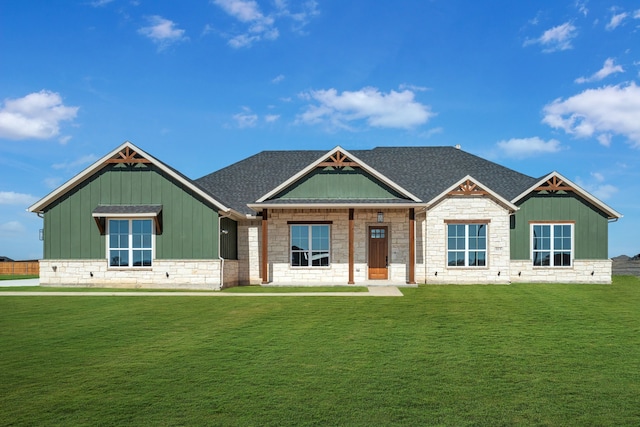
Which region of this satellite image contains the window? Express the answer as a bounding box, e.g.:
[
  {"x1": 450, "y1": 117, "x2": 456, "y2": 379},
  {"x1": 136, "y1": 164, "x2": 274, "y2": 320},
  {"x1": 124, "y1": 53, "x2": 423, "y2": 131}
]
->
[
  {"x1": 532, "y1": 224, "x2": 573, "y2": 267},
  {"x1": 108, "y1": 219, "x2": 153, "y2": 267},
  {"x1": 290, "y1": 224, "x2": 330, "y2": 267},
  {"x1": 447, "y1": 223, "x2": 487, "y2": 267}
]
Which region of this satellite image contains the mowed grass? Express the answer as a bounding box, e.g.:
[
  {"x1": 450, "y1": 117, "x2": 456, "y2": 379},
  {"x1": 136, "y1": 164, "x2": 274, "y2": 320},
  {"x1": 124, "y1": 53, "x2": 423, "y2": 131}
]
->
[{"x1": 1, "y1": 278, "x2": 639, "y2": 426}]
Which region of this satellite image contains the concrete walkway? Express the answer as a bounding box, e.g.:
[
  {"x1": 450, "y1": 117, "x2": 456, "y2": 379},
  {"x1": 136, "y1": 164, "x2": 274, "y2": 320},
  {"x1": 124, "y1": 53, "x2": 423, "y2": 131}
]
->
[{"x1": 0, "y1": 282, "x2": 404, "y2": 297}]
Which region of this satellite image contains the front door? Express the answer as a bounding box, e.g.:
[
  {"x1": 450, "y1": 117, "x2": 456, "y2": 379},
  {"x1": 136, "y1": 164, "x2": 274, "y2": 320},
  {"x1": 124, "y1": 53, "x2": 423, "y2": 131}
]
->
[{"x1": 368, "y1": 226, "x2": 388, "y2": 279}]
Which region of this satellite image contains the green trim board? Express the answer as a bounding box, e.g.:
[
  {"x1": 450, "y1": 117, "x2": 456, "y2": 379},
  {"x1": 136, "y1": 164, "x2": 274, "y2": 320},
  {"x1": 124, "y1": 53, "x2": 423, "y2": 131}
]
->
[
  {"x1": 510, "y1": 193, "x2": 609, "y2": 260},
  {"x1": 43, "y1": 163, "x2": 220, "y2": 260}
]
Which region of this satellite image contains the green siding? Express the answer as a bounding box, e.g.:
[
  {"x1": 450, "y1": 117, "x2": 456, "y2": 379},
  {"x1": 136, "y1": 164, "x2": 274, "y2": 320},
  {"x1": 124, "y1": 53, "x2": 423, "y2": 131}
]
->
[
  {"x1": 510, "y1": 193, "x2": 609, "y2": 260},
  {"x1": 272, "y1": 167, "x2": 407, "y2": 200},
  {"x1": 43, "y1": 164, "x2": 219, "y2": 260},
  {"x1": 220, "y1": 217, "x2": 238, "y2": 260}
]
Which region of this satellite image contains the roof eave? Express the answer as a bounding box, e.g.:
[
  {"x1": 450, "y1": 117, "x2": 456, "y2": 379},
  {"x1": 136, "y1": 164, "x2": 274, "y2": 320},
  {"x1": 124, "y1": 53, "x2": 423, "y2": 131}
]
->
[
  {"x1": 28, "y1": 141, "x2": 231, "y2": 214},
  {"x1": 254, "y1": 146, "x2": 422, "y2": 204},
  {"x1": 511, "y1": 171, "x2": 623, "y2": 220},
  {"x1": 425, "y1": 175, "x2": 519, "y2": 212},
  {"x1": 247, "y1": 202, "x2": 427, "y2": 211}
]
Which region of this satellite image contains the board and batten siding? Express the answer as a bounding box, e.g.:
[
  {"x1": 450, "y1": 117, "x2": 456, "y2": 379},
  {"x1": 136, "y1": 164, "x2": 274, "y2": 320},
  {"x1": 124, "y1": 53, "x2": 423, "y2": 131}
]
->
[
  {"x1": 272, "y1": 167, "x2": 406, "y2": 200},
  {"x1": 510, "y1": 193, "x2": 609, "y2": 260},
  {"x1": 43, "y1": 164, "x2": 220, "y2": 260}
]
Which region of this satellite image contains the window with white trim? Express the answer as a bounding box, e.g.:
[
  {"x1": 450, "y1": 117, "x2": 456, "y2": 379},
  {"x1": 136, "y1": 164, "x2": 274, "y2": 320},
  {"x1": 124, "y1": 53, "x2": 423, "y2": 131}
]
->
[
  {"x1": 290, "y1": 224, "x2": 330, "y2": 267},
  {"x1": 532, "y1": 224, "x2": 573, "y2": 267},
  {"x1": 108, "y1": 219, "x2": 153, "y2": 267},
  {"x1": 447, "y1": 223, "x2": 487, "y2": 267}
]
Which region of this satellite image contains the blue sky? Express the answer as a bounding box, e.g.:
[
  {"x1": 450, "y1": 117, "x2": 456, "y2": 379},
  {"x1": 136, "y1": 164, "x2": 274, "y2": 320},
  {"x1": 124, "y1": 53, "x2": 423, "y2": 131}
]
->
[{"x1": 1, "y1": 0, "x2": 639, "y2": 260}]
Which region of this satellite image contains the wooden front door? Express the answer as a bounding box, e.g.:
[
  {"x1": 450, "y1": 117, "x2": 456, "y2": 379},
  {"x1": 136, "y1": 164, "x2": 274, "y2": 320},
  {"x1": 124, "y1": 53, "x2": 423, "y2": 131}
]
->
[{"x1": 368, "y1": 226, "x2": 388, "y2": 280}]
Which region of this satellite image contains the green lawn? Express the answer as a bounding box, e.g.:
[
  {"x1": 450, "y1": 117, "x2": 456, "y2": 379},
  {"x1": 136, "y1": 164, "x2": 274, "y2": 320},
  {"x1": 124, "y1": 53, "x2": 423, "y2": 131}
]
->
[
  {"x1": 0, "y1": 275, "x2": 38, "y2": 281},
  {"x1": 1, "y1": 277, "x2": 639, "y2": 426}
]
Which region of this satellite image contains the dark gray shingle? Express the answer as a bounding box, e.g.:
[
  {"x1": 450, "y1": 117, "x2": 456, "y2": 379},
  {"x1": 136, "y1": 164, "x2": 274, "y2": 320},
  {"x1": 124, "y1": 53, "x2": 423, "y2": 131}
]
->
[{"x1": 195, "y1": 147, "x2": 538, "y2": 215}]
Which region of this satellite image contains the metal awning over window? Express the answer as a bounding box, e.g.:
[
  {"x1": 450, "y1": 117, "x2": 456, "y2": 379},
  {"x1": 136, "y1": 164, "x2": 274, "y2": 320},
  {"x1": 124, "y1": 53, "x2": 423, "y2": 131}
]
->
[{"x1": 92, "y1": 205, "x2": 162, "y2": 234}]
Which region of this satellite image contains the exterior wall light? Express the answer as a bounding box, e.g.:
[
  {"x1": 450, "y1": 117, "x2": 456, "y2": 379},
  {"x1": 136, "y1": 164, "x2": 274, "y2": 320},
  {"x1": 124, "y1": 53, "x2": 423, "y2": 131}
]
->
[{"x1": 377, "y1": 212, "x2": 384, "y2": 223}]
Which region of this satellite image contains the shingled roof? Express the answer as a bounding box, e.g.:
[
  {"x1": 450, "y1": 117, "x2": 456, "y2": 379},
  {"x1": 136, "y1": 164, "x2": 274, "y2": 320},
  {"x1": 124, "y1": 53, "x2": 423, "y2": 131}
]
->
[{"x1": 195, "y1": 146, "x2": 538, "y2": 215}]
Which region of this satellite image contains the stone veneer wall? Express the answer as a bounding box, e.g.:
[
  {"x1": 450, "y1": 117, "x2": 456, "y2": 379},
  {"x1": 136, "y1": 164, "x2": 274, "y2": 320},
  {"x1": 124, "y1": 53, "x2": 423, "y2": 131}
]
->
[
  {"x1": 237, "y1": 220, "x2": 261, "y2": 285},
  {"x1": 265, "y1": 208, "x2": 411, "y2": 285},
  {"x1": 39, "y1": 259, "x2": 229, "y2": 290},
  {"x1": 509, "y1": 259, "x2": 612, "y2": 284},
  {"x1": 423, "y1": 197, "x2": 511, "y2": 284}
]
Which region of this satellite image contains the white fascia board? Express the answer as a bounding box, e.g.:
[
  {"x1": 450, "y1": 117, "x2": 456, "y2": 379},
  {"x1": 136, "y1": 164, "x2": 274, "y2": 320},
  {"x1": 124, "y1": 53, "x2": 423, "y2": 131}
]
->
[
  {"x1": 254, "y1": 146, "x2": 422, "y2": 203},
  {"x1": 247, "y1": 202, "x2": 426, "y2": 211},
  {"x1": 426, "y1": 175, "x2": 519, "y2": 212},
  {"x1": 28, "y1": 141, "x2": 231, "y2": 214},
  {"x1": 511, "y1": 171, "x2": 622, "y2": 219}
]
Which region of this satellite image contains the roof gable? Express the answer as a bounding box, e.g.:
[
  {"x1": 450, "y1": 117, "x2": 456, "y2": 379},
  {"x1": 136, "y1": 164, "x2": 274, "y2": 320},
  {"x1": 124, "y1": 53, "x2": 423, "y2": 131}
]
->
[
  {"x1": 427, "y1": 175, "x2": 518, "y2": 211},
  {"x1": 511, "y1": 171, "x2": 622, "y2": 219},
  {"x1": 255, "y1": 146, "x2": 422, "y2": 203},
  {"x1": 28, "y1": 141, "x2": 231, "y2": 214}
]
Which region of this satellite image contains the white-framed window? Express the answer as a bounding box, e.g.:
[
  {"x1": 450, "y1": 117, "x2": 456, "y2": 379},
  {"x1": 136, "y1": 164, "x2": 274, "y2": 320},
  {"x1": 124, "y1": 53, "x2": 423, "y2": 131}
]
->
[
  {"x1": 108, "y1": 219, "x2": 154, "y2": 267},
  {"x1": 531, "y1": 223, "x2": 573, "y2": 267},
  {"x1": 447, "y1": 223, "x2": 487, "y2": 267},
  {"x1": 290, "y1": 224, "x2": 330, "y2": 267}
]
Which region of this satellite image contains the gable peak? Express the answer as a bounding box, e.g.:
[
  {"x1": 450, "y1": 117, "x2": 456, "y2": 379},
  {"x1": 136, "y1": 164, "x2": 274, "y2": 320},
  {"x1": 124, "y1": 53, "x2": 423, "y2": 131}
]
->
[{"x1": 317, "y1": 149, "x2": 360, "y2": 169}]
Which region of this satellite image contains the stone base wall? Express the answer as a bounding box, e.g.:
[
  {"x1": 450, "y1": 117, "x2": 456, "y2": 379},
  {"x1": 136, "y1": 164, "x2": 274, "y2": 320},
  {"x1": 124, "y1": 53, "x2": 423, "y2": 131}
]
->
[
  {"x1": 39, "y1": 259, "x2": 232, "y2": 290},
  {"x1": 509, "y1": 259, "x2": 612, "y2": 284}
]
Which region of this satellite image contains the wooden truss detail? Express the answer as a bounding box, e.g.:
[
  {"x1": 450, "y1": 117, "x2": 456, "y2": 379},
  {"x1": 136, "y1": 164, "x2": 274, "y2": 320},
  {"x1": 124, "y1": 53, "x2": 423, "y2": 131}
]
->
[
  {"x1": 318, "y1": 151, "x2": 359, "y2": 168},
  {"x1": 535, "y1": 176, "x2": 573, "y2": 192},
  {"x1": 448, "y1": 179, "x2": 488, "y2": 196},
  {"x1": 105, "y1": 146, "x2": 151, "y2": 165}
]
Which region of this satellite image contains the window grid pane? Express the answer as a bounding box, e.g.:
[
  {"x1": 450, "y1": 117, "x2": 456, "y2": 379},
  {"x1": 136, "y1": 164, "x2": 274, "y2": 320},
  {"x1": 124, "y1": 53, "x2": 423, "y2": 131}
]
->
[
  {"x1": 447, "y1": 223, "x2": 487, "y2": 267},
  {"x1": 291, "y1": 225, "x2": 330, "y2": 267},
  {"x1": 108, "y1": 219, "x2": 153, "y2": 268},
  {"x1": 533, "y1": 224, "x2": 572, "y2": 267}
]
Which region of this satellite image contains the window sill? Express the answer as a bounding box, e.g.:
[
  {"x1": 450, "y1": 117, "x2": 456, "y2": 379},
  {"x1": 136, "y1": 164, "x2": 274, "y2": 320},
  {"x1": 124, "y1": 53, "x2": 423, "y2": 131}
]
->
[
  {"x1": 532, "y1": 266, "x2": 573, "y2": 269},
  {"x1": 289, "y1": 266, "x2": 332, "y2": 269}
]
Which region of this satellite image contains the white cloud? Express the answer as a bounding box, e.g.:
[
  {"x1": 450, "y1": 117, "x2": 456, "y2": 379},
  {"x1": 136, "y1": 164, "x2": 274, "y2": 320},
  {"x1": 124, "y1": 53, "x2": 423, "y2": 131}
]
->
[
  {"x1": 0, "y1": 191, "x2": 38, "y2": 206},
  {"x1": 44, "y1": 177, "x2": 63, "y2": 189},
  {"x1": 634, "y1": 10, "x2": 640, "y2": 19},
  {"x1": 606, "y1": 11, "x2": 628, "y2": 30},
  {"x1": 575, "y1": 175, "x2": 618, "y2": 200},
  {"x1": 138, "y1": 16, "x2": 188, "y2": 50},
  {"x1": 575, "y1": 58, "x2": 624, "y2": 83},
  {"x1": 264, "y1": 114, "x2": 280, "y2": 123},
  {"x1": 0, "y1": 91, "x2": 78, "y2": 141},
  {"x1": 212, "y1": 0, "x2": 318, "y2": 48},
  {"x1": 524, "y1": 22, "x2": 577, "y2": 52},
  {"x1": 0, "y1": 221, "x2": 25, "y2": 234},
  {"x1": 233, "y1": 109, "x2": 258, "y2": 128},
  {"x1": 90, "y1": 0, "x2": 114, "y2": 6},
  {"x1": 271, "y1": 74, "x2": 285, "y2": 84},
  {"x1": 298, "y1": 87, "x2": 434, "y2": 130},
  {"x1": 419, "y1": 127, "x2": 444, "y2": 139},
  {"x1": 496, "y1": 137, "x2": 562, "y2": 158},
  {"x1": 542, "y1": 82, "x2": 640, "y2": 147},
  {"x1": 214, "y1": 0, "x2": 263, "y2": 22},
  {"x1": 575, "y1": 0, "x2": 589, "y2": 17},
  {"x1": 52, "y1": 154, "x2": 98, "y2": 171}
]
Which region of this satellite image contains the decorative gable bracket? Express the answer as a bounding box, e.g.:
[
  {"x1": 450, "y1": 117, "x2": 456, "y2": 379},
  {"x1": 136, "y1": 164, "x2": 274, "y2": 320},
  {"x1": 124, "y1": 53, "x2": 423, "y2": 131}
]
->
[
  {"x1": 105, "y1": 146, "x2": 151, "y2": 166},
  {"x1": 448, "y1": 179, "x2": 488, "y2": 196},
  {"x1": 318, "y1": 151, "x2": 359, "y2": 169},
  {"x1": 534, "y1": 175, "x2": 574, "y2": 193}
]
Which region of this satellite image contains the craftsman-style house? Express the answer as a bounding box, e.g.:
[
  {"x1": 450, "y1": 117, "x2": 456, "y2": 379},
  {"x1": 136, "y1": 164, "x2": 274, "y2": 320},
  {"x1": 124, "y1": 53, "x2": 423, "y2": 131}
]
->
[{"x1": 28, "y1": 141, "x2": 621, "y2": 289}]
